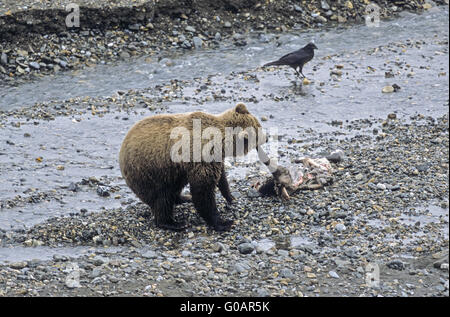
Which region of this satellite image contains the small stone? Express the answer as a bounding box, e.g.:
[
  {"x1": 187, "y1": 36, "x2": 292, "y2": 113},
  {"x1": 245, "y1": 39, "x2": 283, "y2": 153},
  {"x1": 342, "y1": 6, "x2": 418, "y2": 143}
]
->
[
  {"x1": 416, "y1": 164, "x2": 430, "y2": 172},
  {"x1": 181, "y1": 250, "x2": 191, "y2": 257},
  {"x1": 329, "y1": 271, "x2": 340, "y2": 279},
  {"x1": 92, "y1": 236, "x2": 103, "y2": 245},
  {"x1": 141, "y1": 250, "x2": 158, "y2": 259},
  {"x1": 29, "y1": 62, "x2": 40, "y2": 70},
  {"x1": 97, "y1": 186, "x2": 110, "y2": 197},
  {"x1": 120, "y1": 51, "x2": 131, "y2": 59},
  {"x1": 280, "y1": 268, "x2": 295, "y2": 278},
  {"x1": 277, "y1": 250, "x2": 289, "y2": 257},
  {"x1": 10, "y1": 262, "x2": 27, "y2": 269},
  {"x1": 321, "y1": 1, "x2": 330, "y2": 10},
  {"x1": 335, "y1": 223, "x2": 346, "y2": 232},
  {"x1": 315, "y1": 15, "x2": 327, "y2": 23},
  {"x1": 387, "y1": 260, "x2": 406, "y2": 270},
  {"x1": 331, "y1": 69, "x2": 342, "y2": 76},
  {"x1": 65, "y1": 269, "x2": 81, "y2": 289},
  {"x1": 337, "y1": 16, "x2": 347, "y2": 23},
  {"x1": 53, "y1": 255, "x2": 68, "y2": 262},
  {"x1": 68, "y1": 182, "x2": 79, "y2": 192},
  {"x1": 234, "y1": 263, "x2": 248, "y2": 273},
  {"x1": 0, "y1": 52, "x2": 7, "y2": 65},
  {"x1": 185, "y1": 25, "x2": 196, "y2": 32},
  {"x1": 302, "y1": 78, "x2": 311, "y2": 85},
  {"x1": 392, "y1": 83, "x2": 401, "y2": 92},
  {"x1": 255, "y1": 288, "x2": 270, "y2": 297},
  {"x1": 255, "y1": 239, "x2": 275, "y2": 253},
  {"x1": 326, "y1": 150, "x2": 344, "y2": 163},
  {"x1": 192, "y1": 37, "x2": 203, "y2": 49},
  {"x1": 387, "y1": 113, "x2": 397, "y2": 120},
  {"x1": 376, "y1": 183, "x2": 387, "y2": 190},
  {"x1": 435, "y1": 285, "x2": 445, "y2": 292},
  {"x1": 181, "y1": 40, "x2": 192, "y2": 49},
  {"x1": 382, "y1": 86, "x2": 395, "y2": 93},
  {"x1": 17, "y1": 49, "x2": 28, "y2": 57},
  {"x1": 261, "y1": 116, "x2": 268, "y2": 121},
  {"x1": 238, "y1": 243, "x2": 254, "y2": 255},
  {"x1": 212, "y1": 242, "x2": 224, "y2": 253},
  {"x1": 441, "y1": 263, "x2": 449, "y2": 271},
  {"x1": 303, "y1": 266, "x2": 312, "y2": 272},
  {"x1": 128, "y1": 24, "x2": 141, "y2": 31},
  {"x1": 59, "y1": 60, "x2": 68, "y2": 68},
  {"x1": 90, "y1": 267, "x2": 102, "y2": 278},
  {"x1": 224, "y1": 21, "x2": 232, "y2": 28},
  {"x1": 214, "y1": 267, "x2": 228, "y2": 274},
  {"x1": 24, "y1": 239, "x2": 43, "y2": 247},
  {"x1": 294, "y1": 5, "x2": 303, "y2": 12},
  {"x1": 247, "y1": 188, "x2": 261, "y2": 198}
]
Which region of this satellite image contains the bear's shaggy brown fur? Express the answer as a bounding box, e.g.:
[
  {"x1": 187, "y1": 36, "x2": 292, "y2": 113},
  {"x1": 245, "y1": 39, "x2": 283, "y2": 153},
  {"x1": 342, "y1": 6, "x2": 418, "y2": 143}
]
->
[{"x1": 119, "y1": 103, "x2": 265, "y2": 231}]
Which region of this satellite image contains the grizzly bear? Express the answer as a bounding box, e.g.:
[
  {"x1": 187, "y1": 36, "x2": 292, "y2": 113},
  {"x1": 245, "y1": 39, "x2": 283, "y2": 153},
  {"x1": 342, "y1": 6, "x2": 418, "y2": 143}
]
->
[{"x1": 119, "y1": 103, "x2": 265, "y2": 231}]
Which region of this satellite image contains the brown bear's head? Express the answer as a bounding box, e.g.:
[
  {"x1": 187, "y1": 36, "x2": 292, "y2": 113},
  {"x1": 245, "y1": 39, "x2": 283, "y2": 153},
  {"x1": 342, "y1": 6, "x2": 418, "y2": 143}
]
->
[{"x1": 220, "y1": 103, "x2": 267, "y2": 157}]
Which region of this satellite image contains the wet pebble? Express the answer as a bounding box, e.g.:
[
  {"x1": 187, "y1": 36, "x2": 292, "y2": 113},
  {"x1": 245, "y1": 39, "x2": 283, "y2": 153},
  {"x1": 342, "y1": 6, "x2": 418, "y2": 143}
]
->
[{"x1": 238, "y1": 243, "x2": 255, "y2": 255}]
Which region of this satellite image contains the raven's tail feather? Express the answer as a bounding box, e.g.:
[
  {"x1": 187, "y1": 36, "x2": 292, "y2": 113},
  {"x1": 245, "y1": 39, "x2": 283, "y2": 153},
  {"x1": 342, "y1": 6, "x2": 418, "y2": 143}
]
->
[{"x1": 264, "y1": 60, "x2": 284, "y2": 67}]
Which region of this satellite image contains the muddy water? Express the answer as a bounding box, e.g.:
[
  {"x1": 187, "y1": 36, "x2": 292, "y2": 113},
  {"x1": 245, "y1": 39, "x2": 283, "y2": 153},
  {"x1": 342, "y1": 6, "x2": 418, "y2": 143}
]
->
[{"x1": 0, "y1": 7, "x2": 449, "y2": 263}]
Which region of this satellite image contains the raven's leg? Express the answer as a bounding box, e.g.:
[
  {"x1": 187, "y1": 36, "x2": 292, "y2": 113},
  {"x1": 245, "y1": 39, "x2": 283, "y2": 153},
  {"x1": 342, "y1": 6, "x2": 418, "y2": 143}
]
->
[{"x1": 299, "y1": 66, "x2": 306, "y2": 78}]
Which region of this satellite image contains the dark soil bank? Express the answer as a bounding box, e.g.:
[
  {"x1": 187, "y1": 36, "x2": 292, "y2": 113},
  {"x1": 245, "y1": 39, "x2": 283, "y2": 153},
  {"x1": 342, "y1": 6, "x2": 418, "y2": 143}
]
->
[{"x1": 1, "y1": 0, "x2": 448, "y2": 82}]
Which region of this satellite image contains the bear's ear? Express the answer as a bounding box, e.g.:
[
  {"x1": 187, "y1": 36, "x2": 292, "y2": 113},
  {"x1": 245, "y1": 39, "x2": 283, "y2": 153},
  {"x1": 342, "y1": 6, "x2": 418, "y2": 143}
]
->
[{"x1": 235, "y1": 103, "x2": 249, "y2": 114}]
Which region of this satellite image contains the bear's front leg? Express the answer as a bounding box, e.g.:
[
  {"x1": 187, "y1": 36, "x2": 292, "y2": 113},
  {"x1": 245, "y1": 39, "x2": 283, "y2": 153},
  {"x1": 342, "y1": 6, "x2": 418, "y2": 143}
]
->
[
  {"x1": 218, "y1": 167, "x2": 235, "y2": 204},
  {"x1": 191, "y1": 185, "x2": 233, "y2": 231},
  {"x1": 187, "y1": 171, "x2": 232, "y2": 232}
]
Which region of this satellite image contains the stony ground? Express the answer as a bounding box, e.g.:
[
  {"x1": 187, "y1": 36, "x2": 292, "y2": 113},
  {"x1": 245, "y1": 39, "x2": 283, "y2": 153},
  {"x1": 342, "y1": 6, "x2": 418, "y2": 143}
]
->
[{"x1": 0, "y1": 112, "x2": 448, "y2": 297}]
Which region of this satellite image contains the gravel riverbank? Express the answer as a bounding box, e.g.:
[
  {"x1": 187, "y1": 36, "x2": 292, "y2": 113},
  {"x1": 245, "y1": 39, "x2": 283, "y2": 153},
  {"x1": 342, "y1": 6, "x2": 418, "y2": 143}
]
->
[
  {"x1": 1, "y1": 0, "x2": 448, "y2": 83},
  {"x1": 0, "y1": 112, "x2": 448, "y2": 297}
]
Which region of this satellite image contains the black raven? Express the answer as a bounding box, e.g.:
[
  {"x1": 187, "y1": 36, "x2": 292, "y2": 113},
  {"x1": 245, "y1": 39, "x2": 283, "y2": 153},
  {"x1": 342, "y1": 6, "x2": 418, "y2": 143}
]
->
[{"x1": 264, "y1": 42, "x2": 318, "y2": 79}]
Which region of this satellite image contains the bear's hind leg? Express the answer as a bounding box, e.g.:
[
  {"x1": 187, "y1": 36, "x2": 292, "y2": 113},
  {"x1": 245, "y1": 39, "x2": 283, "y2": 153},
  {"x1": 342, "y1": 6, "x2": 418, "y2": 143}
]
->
[{"x1": 150, "y1": 192, "x2": 185, "y2": 231}]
